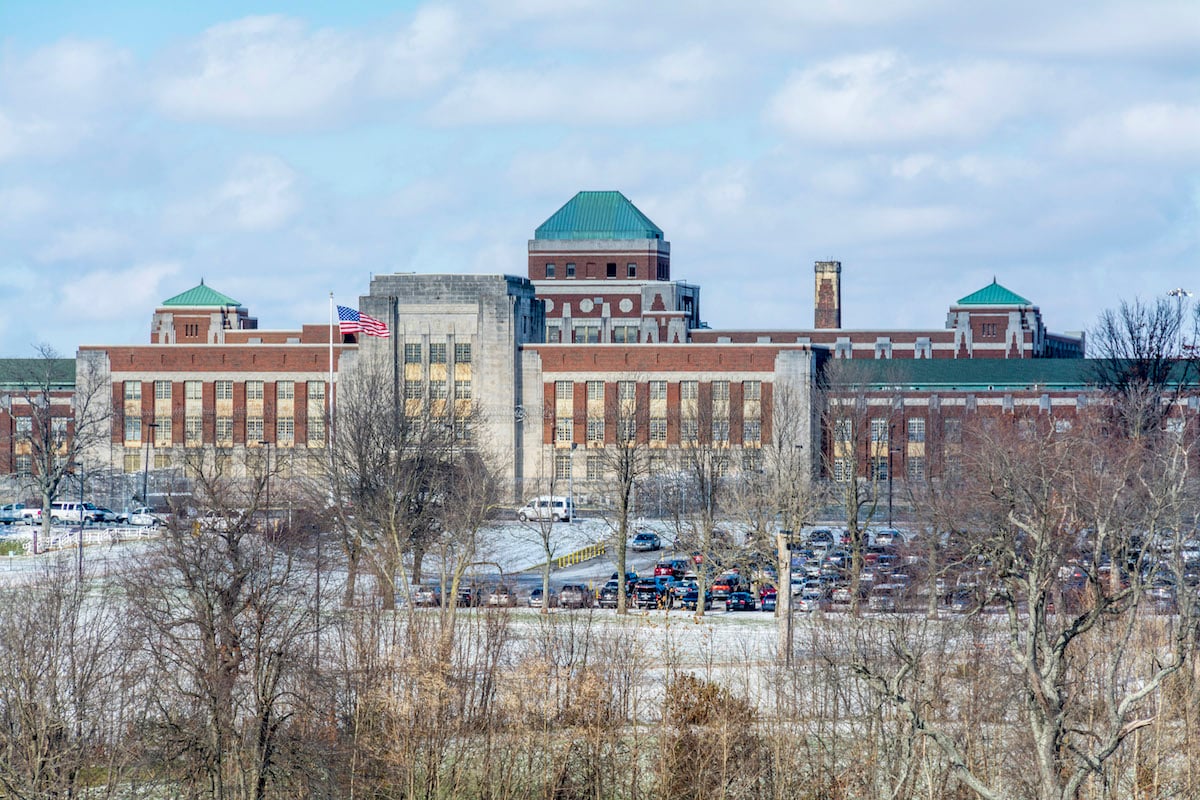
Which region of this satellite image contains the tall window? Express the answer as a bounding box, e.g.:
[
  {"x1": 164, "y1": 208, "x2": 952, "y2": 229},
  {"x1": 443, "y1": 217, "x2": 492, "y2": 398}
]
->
[
  {"x1": 246, "y1": 381, "x2": 264, "y2": 400},
  {"x1": 627, "y1": 262, "x2": 637, "y2": 278},
  {"x1": 833, "y1": 458, "x2": 850, "y2": 482},
  {"x1": 712, "y1": 420, "x2": 730, "y2": 443},
  {"x1": 618, "y1": 381, "x2": 635, "y2": 402},
  {"x1": 743, "y1": 420, "x2": 761, "y2": 443},
  {"x1": 154, "y1": 380, "x2": 172, "y2": 400},
  {"x1": 545, "y1": 262, "x2": 556, "y2": 278},
  {"x1": 565, "y1": 262, "x2": 576, "y2": 278},
  {"x1": 613, "y1": 325, "x2": 638, "y2": 343},
  {"x1": 154, "y1": 417, "x2": 170, "y2": 443},
  {"x1": 587, "y1": 381, "x2": 604, "y2": 401},
  {"x1": 743, "y1": 380, "x2": 761, "y2": 401},
  {"x1": 277, "y1": 417, "x2": 295, "y2": 442},
  {"x1": 555, "y1": 419, "x2": 573, "y2": 442},
  {"x1": 944, "y1": 418, "x2": 962, "y2": 443},
  {"x1": 870, "y1": 418, "x2": 889, "y2": 442},
  {"x1": 454, "y1": 380, "x2": 472, "y2": 400},
  {"x1": 247, "y1": 417, "x2": 264, "y2": 442},
  {"x1": 124, "y1": 417, "x2": 141, "y2": 442},
  {"x1": 404, "y1": 343, "x2": 422, "y2": 363},
  {"x1": 404, "y1": 381, "x2": 422, "y2": 399},
  {"x1": 307, "y1": 380, "x2": 325, "y2": 400},
  {"x1": 907, "y1": 456, "x2": 926, "y2": 482},
  {"x1": 907, "y1": 417, "x2": 926, "y2": 443},
  {"x1": 15, "y1": 455, "x2": 31, "y2": 477},
  {"x1": 185, "y1": 416, "x2": 202, "y2": 444},
  {"x1": 586, "y1": 455, "x2": 603, "y2": 481},
  {"x1": 649, "y1": 380, "x2": 667, "y2": 400},
  {"x1": 454, "y1": 343, "x2": 472, "y2": 363},
  {"x1": 216, "y1": 417, "x2": 233, "y2": 443},
  {"x1": 15, "y1": 418, "x2": 31, "y2": 435},
  {"x1": 712, "y1": 381, "x2": 730, "y2": 402},
  {"x1": 276, "y1": 381, "x2": 294, "y2": 400},
  {"x1": 681, "y1": 380, "x2": 699, "y2": 401},
  {"x1": 124, "y1": 381, "x2": 141, "y2": 400},
  {"x1": 556, "y1": 381, "x2": 574, "y2": 401},
  {"x1": 618, "y1": 418, "x2": 636, "y2": 442},
  {"x1": 650, "y1": 418, "x2": 667, "y2": 442},
  {"x1": 185, "y1": 381, "x2": 202, "y2": 400},
  {"x1": 215, "y1": 380, "x2": 233, "y2": 400},
  {"x1": 587, "y1": 418, "x2": 604, "y2": 444},
  {"x1": 554, "y1": 453, "x2": 572, "y2": 479},
  {"x1": 429, "y1": 380, "x2": 448, "y2": 399},
  {"x1": 870, "y1": 457, "x2": 889, "y2": 481},
  {"x1": 308, "y1": 417, "x2": 326, "y2": 443},
  {"x1": 742, "y1": 450, "x2": 763, "y2": 473},
  {"x1": 430, "y1": 343, "x2": 447, "y2": 364},
  {"x1": 681, "y1": 419, "x2": 698, "y2": 442}
]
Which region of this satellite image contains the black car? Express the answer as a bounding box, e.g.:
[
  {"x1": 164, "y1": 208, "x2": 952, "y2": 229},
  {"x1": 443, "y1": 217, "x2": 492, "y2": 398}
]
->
[
  {"x1": 632, "y1": 579, "x2": 671, "y2": 609},
  {"x1": 597, "y1": 580, "x2": 620, "y2": 608},
  {"x1": 726, "y1": 591, "x2": 756, "y2": 611},
  {"x1": 680, "y1": 588, "x2": 712, "y2": 611}
]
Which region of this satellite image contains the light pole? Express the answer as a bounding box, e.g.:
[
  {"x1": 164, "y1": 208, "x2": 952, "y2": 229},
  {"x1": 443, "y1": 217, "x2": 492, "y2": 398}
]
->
[
  {"x1": 567, "y1": 442, "x2": 577, "y2": 521},
  {"x1": 887, "y1": 424, "x2": 895, "y2": 529},
  {"x1": 141, "y1": 421, "x2": 158, "y2": 507},
  {"x1": 74, "y1": 459, "x2": 84, "y2": 581}
]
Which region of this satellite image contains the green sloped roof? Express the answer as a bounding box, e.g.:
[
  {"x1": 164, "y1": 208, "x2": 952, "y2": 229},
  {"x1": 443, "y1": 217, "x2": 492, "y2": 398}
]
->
[
  {"x1": 957, "y1": 279, "x2": 1031, "y2": 306},
  {"x1": 535, "y1": 191, "x2": 664, "y2": 241},
  {"x1": 0, "y1": 358, "x2": 75, "y2": 389},
  {"x1": 824, "y1": 358, "x2": 1095, "y2": 392},
  {"x1": 162, "y1": 281, "x2": 241, "y2": 307}
]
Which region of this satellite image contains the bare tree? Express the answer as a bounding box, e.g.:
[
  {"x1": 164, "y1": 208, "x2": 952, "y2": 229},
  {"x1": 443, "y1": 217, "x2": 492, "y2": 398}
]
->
[
  {"x1": 597, "y1": 380, "x2": 650, "y2": 614},
  {"x1": 5, "y1": 346, "x2": 111, "y2": 554},
  {"x1": 850, "y1": 409, "x2": 1198, "y2": 800},
  {"x1": 1090, "y1": 295, "x2": 1200, "y2": 437}
]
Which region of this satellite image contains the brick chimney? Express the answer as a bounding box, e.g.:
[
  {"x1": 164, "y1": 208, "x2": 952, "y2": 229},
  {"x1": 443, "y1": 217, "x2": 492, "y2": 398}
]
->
[{"x1": 814, "y1": 261, "x2": 842, "y2": 329}]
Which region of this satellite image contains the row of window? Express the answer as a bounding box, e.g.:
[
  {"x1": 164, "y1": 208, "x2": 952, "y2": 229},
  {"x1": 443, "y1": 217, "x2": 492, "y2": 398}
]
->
[
  {"x1": 124, "y1": 380, "x2": 327, "y2": 402},
  {"x1": 552, "y1": 450, "x2": 764, "y2": 481},
  {"x1": 831, "y1": 456, "x2": 930, "y2": 483},
  {"x1": 124, "y1": 416, "x2": 325, "y2": 444},
  {"x1": 545, "y1": 262, "x2": 640, "y2": 279},
  {"x1": 554, "y1": 418, "x2": 762, "y2": 444},
  {"x1": 403, "y1": 342, "x2": 472, "y2": 364},
  {"x1": 547, "y1": 322, "x2": 641, "y2": 344},
  {"x1": 555, "y1": 380, "x2": 761, "y2": 402},
  {"x1": 403, "y1": 380, "x2": 472, "y2": 400},
  {"x1": 832, "y1": 417, "x2": 958, "y2": 444}
]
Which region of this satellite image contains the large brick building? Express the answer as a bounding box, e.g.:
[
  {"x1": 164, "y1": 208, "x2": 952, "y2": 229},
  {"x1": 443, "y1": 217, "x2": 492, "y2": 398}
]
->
[{"x1": 2, "y1": 190, "x2": 1110, "y2": 509}]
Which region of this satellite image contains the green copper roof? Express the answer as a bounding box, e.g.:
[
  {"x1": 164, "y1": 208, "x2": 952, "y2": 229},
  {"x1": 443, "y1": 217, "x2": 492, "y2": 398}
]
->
[
  {"x1": 162, "y1": 281, "x2": 241, "y2": 308},
  {"x1": 0, "y1": 358, "x2": 75, "y2": 389},
  {"x1": 535, "y1": 191, "x2": 664, "y2": 241},
  {"x1": 957, "y1": 279, "x2": 1031, "y2": 306}
]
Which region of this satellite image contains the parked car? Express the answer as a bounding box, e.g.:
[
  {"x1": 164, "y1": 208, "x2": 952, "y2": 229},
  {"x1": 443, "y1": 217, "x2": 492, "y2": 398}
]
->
[
  {"x1": 517, "y1": 495, "x2": 574, "y2": 522},
  {"x1": 632, "y1": 579, "x2": 668, "y2": 609},
  {"x1": 597, "y1": 580, "x2": 620, "y2": 608},
  {"x1": 759, "y1": 586, "x2": 778, "y2": 612},
  {"x1": 119, "y1": 506, "x2": 162, "y2": 526},
  {"x1": 796, "y1": 587, "x2": 829, "y2": 612},
  {"x1": 654, "y1": 558, "x2": 690, "y2": 578},
  {"x1": 631, "y1": 531, "x2": 662, "y2": 551},
  {"x1": 0, "y1": 503, "x2": 40, "y2": 525},
  {"x1": 680, "y1": 588, "x2": 712, "y2": 611},
  {"x1": 528, "y1": 586, "x2": 558, "y2": 608},
  {"x1": 711, "y1": 572, "x2": 743, "y2": 600},
  {"x1": 831, "y1": 585, "x2": 853, "y2": 605},
  {"x1": 487, "y1": 585, "x2": 518, "y2": 607},
  {"x1": 412, "y1": 585, "x2": 443, "y2": 607},
  {"x1": 91, "y1": 506, "x2": 119, "y2": 523},
  {"x1": 457, "y1": 585, "x2": 484, "y2": 607},
  {"x1": 726, "y1": 591, "x2": 757, "y2": 611},
  {"x1": 559, "y1": 583, "x2": 593, "y2": 609},
  {"x1": 868, "y1": 583, "x2": 903, "y2": 613}
]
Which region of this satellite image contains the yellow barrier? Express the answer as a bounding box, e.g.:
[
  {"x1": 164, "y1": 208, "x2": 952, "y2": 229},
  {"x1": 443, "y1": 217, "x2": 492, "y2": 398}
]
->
[{"x1": 554, "y1": 541, "x2": 607, "y2": 568}]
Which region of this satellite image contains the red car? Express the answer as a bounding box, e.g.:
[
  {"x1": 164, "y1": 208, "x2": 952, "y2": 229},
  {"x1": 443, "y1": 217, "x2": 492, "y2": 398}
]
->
[
  {"x1": 759, "y1": 586, "x2": 778, "y2": 612},
  {"x1": 654, "y1": 558, "x2": 690, "y2": 578}
]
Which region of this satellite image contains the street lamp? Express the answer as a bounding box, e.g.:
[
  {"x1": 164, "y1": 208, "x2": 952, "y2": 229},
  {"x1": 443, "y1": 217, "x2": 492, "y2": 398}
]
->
[
  {"x1": 887, "y1": 424, "x2": 896, "y2": 529},
  {"x1": 141, "y1": 421, "x2": 158, "y2": 507},
  {"x1": 567, "y1": 441, "x2": 577, "y2": 522},
  {"x1": 72, "y1": 459, "x2": 85, "y2": 581}
]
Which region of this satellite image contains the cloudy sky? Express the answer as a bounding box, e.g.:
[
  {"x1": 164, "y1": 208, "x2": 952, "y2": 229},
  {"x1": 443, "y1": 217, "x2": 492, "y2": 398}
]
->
[{"x1": 1, "y1": 0, "x2": 1197, "y2": 356}]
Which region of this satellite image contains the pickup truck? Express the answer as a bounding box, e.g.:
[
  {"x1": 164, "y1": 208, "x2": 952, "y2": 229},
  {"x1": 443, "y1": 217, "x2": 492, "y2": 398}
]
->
[{"x1": 0, "y1": 503, "x2": 41, "y2": 525}]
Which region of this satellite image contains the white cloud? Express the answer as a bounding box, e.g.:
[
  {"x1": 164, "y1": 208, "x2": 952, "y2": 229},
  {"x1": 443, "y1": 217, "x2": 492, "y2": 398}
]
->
[
  {"x1": 1063, "y1": 102, "x2": 1200, "y2": 162},
  {"x1": 36, "y1": 226, "x2": 131, "y2": 263},
  {"x1": 890, "y1": 153, "x2": 1038, "y2": 185},
  {"x1": 59, "y1": 261, "x2": 181, "y2": 323},
  {"x1": 165, "y1": 155, "x2": 301, "y2": 232},
  {"x1": 155, "y1": 11, "x2": 465, "y2": 126},
  {"x1": 431, "y1": 45, "x2": 721, "y2": 124},
  {"x1": 156, "y1": 16, "x2": 365, "y2": 124},
  {"x1": 766, "y1": 51, "x2": 1045, "y2": 145}
]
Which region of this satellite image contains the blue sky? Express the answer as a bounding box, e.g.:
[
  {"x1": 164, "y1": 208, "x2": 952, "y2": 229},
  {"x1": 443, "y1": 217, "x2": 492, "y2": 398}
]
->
[{"x1": 1, "y1": 0, "x2": 1198, "y2": 356}]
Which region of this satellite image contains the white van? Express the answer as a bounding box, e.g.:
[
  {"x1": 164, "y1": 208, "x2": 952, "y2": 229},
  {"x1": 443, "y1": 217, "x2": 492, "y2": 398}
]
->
[{"x1": 517, "y1": 496, "x2": 574, "y2": 523}]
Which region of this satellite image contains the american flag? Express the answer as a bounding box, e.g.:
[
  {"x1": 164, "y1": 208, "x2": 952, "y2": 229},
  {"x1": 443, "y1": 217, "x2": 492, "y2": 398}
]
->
[{"x1": 337, "y1": 305, "x2": 390, "y2": 338}]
